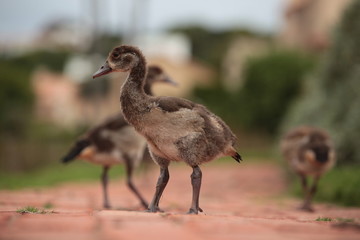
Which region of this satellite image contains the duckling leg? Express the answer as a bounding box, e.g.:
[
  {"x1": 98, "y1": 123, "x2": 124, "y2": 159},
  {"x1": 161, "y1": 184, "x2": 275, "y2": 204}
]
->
[
  {"x1": 299, "y1": 173, "x2": 308, "y2": 193},
  {"x1": 101, "y1": 166, "x2": 111, "y2": 209},
  {"x1": 188, "y1": 165, "x2": 203, "y2": 214},
  {"x1": 302, "y1": 175, "x2": 320, "y2": 212},
  {"x1": 124, "y1": 157, "x2": 149, "y2": 209},
  {"x1": 147, "y1": 167, "x2": 169, "y2": 212},
  {"x1": 298, "y1": 173, "x2": 311, "y2": 211}
]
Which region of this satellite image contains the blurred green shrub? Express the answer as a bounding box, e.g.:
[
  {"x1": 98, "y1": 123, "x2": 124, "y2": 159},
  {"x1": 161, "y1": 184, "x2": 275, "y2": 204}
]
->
[
  {"x1": 2, "y1": 50, "x2": 70, "y2": 73},
  {"x1": 194, "y1": 50, "x2": 315, "y2": 135},
  {"x1": 281, "y1": 0, "x2": 360, "y2": 166},
  {"x1": 239, "y1": 51, "x2": 315, "y2": 134},
  {"x1": 290, "y1": 166, "x2": 360, "y2": 207},
  {"x1": 0, "y1": 61, "x2": 33, "y2": 135}
]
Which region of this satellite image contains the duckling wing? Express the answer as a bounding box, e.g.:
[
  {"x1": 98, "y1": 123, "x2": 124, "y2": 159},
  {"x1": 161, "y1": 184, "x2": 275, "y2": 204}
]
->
[
  {"x1": 87, "y1": 113, "x2": 129, "y2": 152},
  {"x1": 154, "y1": 96, "x2": 236, "y2": 143},
  {"x1": 141, "y1": 96, "x2": 237, "y2": 162},
  {"x1": 155, "y1": 96, "x2": 196, "y2": 112}
]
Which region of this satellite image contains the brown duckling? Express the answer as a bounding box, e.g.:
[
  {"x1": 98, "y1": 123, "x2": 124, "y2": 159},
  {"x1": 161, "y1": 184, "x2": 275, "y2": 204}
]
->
[
  {"x1": 62, "y1": 65, "x2": 176, "y2": 209},
  {"x1": 281, "y1": 126, "x2": 336, "y2": 212},
  {"x1": 93, "y1": 45, "x2": 242, "y2": 214}
]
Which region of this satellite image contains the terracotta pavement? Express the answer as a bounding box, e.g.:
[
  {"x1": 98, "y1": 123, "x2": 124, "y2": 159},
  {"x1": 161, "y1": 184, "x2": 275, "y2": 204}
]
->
[{"x1": 1, "y1": 162, "x2": 359, "y2": 240}]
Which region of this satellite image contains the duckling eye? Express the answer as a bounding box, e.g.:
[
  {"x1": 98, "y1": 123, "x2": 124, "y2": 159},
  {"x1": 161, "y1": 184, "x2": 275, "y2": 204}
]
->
[{"x1": 112, "y1": 52, "x2": 120, "y2": 58}]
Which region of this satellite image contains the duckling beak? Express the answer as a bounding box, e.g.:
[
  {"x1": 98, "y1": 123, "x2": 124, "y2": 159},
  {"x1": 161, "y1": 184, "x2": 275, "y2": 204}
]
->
[
  {"x1": 164, "y1": 77, "x2": 178, "y2": 86},
  {"x1": 93, "y1": 61, "x2": 113, "y2": 79}
]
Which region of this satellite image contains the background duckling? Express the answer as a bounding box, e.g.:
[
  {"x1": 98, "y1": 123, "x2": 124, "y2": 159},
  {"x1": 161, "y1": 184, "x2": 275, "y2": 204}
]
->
[
  {"x1": 62, "y1": 65, "x2": 176, "y2": 209},
  {"x1": 280, "y1": 126, "x2": 336, "y2": 212},
  {"x1": 93, "y1": 45, "x2": 242, "y2": 214}
]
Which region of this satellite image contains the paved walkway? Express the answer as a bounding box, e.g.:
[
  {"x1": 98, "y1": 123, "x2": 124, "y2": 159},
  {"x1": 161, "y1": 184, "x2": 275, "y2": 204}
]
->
[{"x1": 1, "y1": 162, "x2": 359, "y2": 240}]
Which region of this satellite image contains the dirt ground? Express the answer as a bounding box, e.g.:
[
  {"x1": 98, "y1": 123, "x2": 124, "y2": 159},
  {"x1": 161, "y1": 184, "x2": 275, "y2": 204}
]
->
[{"x1": 1, "y1": 162, "x2": 359, "y2": 240}]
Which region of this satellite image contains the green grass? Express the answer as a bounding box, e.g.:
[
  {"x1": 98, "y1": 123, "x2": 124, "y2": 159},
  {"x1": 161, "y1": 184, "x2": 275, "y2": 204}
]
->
[
  {"x1": 0, "y1": 161, "x2": 125, "y2": 190},
  {"x1": 16, "y1": 206, "x2": 51, "y2": 214},
  {"x1": 289, "y1": 166, "x2": 360, "y2": 207},
  {"x1": 315, "y1": 217, "x2": 332, "y2": 222},
  {"x1": 1, "y1": 152, "x2": 274, "y2": 190}
]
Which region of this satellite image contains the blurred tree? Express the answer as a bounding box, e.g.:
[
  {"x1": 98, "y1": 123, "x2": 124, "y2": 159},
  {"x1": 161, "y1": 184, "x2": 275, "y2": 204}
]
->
[
  {"x1": 239, "y1": 51, "x2": 315, "y2": 134},
  {"x1": 80, "y1": 33, "x2": 121, "y2": 100},
  {"x1": 170, "y1": 25, "x2": 267, "y2": 71},
  {"x1": 0, "y1": 50, "x2": 70, "y2": 136},
  {"x1": 281, "y1": 0, "x2": 360, "y2": 165},
  {"x1": 194, "y1": 50, "x2": 315, "y2": 135},
  {"x1": 80, "y1": 78, "x2": 110, "y2": 99},
  {"x1": 89, "y1": 33, "x2": 122, "y2": 56}
]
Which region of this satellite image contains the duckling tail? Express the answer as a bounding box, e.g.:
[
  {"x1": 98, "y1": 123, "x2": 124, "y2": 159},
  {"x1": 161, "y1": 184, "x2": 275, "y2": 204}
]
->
[
  {"x1": 61, "y1": 139, "x2": 91, "y2": 163},
  {"x1": 232, "y1": 152, "x2": 243, "y2": 163},
  {"x1": 227, "y1": 146, "x2": 242, "y2": 163}
]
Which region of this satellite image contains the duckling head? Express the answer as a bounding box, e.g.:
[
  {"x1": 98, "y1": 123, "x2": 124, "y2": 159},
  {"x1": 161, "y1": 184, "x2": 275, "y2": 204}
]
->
[
  {"x1": 311, "y1": 145, "x2": 330, "y2": 163},
  {"x1": 143, "y1": 65, "x2": 177, "y2": 95},
  {"x1": 146, "y1": 65, "x2": 177, "y2": 86},
  {"x1": 304, "y1": 133, "x2": 331, "y2": 163},
  {"x1": 93, "y1": 45, "x2": 145, "y2": 79}
]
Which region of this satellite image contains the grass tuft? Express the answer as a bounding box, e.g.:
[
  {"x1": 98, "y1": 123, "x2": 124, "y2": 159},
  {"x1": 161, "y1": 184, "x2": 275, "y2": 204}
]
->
[
  {"x1": 16, "y1": 206, "x2": 54, "y2": 214},
  {"x1": 17, "y1": 206, "x2": 43, "y2": 214},
  {"x1": 316, "y1": 217, "x2": 332, "y2": 222}
]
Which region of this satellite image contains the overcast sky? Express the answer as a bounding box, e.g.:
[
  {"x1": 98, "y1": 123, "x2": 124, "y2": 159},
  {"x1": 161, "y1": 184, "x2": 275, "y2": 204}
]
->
[{"x1": 0, "y1": 0, "x2": 284, "y2": 42}]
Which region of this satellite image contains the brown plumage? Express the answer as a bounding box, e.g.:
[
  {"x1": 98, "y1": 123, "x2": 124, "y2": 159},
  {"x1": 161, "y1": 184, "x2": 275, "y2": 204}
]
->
[
  {"x1": 93, "y1": 45, "x2": 242, "y2": 214},
  {"x1": 280, "y1": 126, "x2": 336, "y2": 211},
  {"x1": 62, "y1": 66, "x2": 175, "y2": 209}
]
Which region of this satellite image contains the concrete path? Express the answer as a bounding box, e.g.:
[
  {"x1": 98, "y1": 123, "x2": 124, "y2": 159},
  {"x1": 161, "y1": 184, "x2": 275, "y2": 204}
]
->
[{"x1": 1, "y1": 162, "x2": 359, "y2": 240}]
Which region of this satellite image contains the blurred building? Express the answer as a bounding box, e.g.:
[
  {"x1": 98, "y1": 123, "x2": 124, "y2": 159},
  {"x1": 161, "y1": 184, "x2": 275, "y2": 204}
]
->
[
  {"x1": 31, "y1": 33, "x2": 213, "y2": 128},
  {"x1": 36, "y1": 19, "x2": 92, "y2": 51},
  {"x1": 134, "y1": 33, "x2": 191, "y2": 64},
  {"x1": 280, "y1": 0, "x2": 352, "y2": 51},
  {"x1": 32, "y1": 68, "x2": 125, "y2": 128},
  {"x1": 32, "y1": 69, "x2": 81, "y2": 127}
]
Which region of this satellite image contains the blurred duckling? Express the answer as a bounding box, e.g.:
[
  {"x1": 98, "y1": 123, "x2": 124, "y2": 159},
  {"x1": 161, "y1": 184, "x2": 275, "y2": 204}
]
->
[
  {"x1": 281, "y1": 126, "x2": 336, "y2": 212},
  {"x1": 62, "y1": 66, "x2": 176, "y2": 209}
]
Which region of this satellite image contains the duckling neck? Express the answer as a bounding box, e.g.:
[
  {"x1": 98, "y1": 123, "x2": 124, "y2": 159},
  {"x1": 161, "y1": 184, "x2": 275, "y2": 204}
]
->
[
  {"x1": 143, "y1": 83, "x2": 153, "y2": 96},
  {"x1": 120, "y1": 63, "x2": 149, "y2": 125}
]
